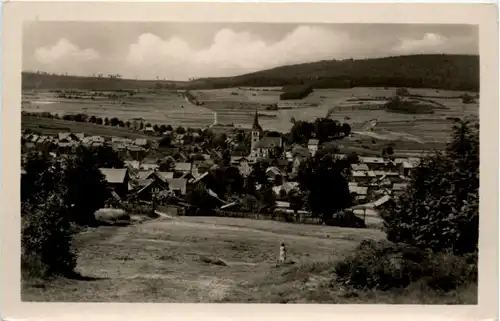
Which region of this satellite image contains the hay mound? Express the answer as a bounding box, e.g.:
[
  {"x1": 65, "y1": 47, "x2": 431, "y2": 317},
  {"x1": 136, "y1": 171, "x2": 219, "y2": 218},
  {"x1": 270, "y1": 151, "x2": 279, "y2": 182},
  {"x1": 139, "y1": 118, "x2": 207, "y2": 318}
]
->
[{"x1": 94, "y1": 208, "x2": 130, "y2": 222}]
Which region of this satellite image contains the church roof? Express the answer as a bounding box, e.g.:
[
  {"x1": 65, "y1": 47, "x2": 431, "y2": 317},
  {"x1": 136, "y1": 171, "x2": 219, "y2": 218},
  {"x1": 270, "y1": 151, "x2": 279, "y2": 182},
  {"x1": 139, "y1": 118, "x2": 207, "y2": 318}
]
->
[{"x1": 252, "y1": 109, "x2": 263, "y2": 131}]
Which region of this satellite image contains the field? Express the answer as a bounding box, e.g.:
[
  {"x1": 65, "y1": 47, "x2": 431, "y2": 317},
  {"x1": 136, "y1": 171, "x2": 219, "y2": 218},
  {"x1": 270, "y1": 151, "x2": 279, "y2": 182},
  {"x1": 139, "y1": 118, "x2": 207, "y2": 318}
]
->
[
  {"x1": 22, "y1": 86, "x2": 478, "y2": 152},
  {"x1": 22, "y1": 214, "x2": 476, "y2": 303},
  {"x1": 21, "y1": 115, "x2": 159, "y2": 140}
]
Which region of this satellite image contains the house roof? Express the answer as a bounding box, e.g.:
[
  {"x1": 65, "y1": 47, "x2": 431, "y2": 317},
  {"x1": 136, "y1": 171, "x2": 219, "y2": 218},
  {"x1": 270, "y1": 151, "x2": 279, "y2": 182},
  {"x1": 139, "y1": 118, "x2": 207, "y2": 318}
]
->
[
  {"x1": 124, "y1": 160, "x2": 141, "y2": 169},
  {"x1": 349, "y1": 185, "x2": 368, "y2": 195},
  {"x1": 266, "y1": 166, "x2": 283, "y2": 177},
  {"x1": 392, "y1": 183, "x2": 408, "y2": 191},
  {"x1": 351, "y1": 163, "x2": 369, "y2": 171},
  {"x1": 135, "y1": 138, "x2": 148, "y2": 146},
  {"x1": 255, "y1": 137, "x2": 281, "y2": 149},
  {"x1": 136, "y1": 170, "x2": 155, "y2": 180},
  {"x1": 360, "y1": 156, "x2": 385, "y2": 164},
  {"x1": 175, "y1": 162, "x2": 192, "y2": 172},
  {"x1": 99, "y1": 168, "x2": 128, "y2": 184},
  {"x1": 156, "y1": 171, "x2": 174, "y2": 181},
  {"x1": 140, "y1": 164, "x2": 159, "y2": 170},
  {"x1": 374, "y1": 195, "x2": 392, "y2": 207},
  {"x1": 308, "y1": 139, "x2": 319, "y2": 145},
  {"x1": 276, "y1": 201, "x2": 290, "y2": 208},
  {"x1": 166, "y1": 178, "x2": 187, "y2": 195},
  {"x1": 291, "y1": 145, "x2": 311, "y2": 158},
  {"x1": 352, "y1": 170, "x2": 376, "y2": 177}
]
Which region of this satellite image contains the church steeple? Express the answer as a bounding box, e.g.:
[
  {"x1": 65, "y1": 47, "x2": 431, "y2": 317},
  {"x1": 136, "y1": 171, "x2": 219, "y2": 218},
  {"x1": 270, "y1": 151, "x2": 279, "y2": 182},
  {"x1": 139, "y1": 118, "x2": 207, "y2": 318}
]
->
[{"x1": 252, "y1": 109, "x2": 262, "y2": 132}]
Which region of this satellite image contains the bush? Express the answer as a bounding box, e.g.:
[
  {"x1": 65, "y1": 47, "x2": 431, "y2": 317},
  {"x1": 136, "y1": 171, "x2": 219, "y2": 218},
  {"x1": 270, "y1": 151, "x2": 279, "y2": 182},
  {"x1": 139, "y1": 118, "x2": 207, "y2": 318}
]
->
[
  {"x1": 334, "y1": 240, "x2": 476, "y2": 292},
  {"x1": 22, "y1": 192, "x2": 77, "y2": 279}
]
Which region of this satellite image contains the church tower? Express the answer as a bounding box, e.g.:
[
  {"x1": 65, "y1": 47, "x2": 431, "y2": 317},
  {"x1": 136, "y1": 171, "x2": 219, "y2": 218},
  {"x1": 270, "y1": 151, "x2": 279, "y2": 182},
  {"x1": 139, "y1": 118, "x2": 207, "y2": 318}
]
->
[{"x1": 251, "y1": 109, "x2": 262, "y2": 155}]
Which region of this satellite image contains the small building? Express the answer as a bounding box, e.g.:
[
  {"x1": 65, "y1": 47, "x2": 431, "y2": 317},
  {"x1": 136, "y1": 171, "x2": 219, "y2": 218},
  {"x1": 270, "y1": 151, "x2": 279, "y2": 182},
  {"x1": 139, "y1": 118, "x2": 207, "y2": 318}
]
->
[
  {"x1": 351, "y1": 163, "x2": 370, "y2": 171},
  {"x1": 307, "y1": 139, "x2": 319, "y2": 157},
  {"x1": 360, "y1": 156, "x2": 386, "y2": 170},
  {"x1": 166, "y1": 178, "x2": 188, "y2": 196},
  {"x1": 99, "y1": 168, "x2": 129, "y2": 197},
  {"x1": 134, "y1": 138, "x2": 148, "y2": 147},
  {"x1": 392, "y1": 183, "x2": 409, "y2": 196},
  {"x1": 174, "y1": 162, "x2": 192, "y2": 175}
]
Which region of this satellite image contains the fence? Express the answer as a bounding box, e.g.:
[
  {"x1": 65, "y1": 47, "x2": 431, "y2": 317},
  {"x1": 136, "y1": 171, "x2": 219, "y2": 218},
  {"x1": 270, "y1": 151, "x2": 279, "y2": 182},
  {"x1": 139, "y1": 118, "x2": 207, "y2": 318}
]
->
[{"x1": 210, "y1": 209, "x2": 323, "y2": 225}]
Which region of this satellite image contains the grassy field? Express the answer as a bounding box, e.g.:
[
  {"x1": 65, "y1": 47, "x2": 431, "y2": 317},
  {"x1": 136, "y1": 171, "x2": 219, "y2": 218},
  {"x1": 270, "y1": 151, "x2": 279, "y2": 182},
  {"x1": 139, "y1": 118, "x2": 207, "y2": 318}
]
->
[
  {"x1": 22, "y1": 86, "x2": 478, "y2": 152},
  {"x1": 22, "y1": 215, "x2": 476, "y2": 303},
  {"x1": 22, "y1": 115, "x2": 160, "y2": 140}
]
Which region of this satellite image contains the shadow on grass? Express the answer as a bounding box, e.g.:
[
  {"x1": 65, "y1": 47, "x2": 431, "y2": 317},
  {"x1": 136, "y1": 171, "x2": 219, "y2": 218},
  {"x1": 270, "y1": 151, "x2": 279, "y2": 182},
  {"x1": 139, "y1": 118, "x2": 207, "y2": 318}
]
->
[{"x1": 65, "y1": 271, "x2": 108, "y2": 281}]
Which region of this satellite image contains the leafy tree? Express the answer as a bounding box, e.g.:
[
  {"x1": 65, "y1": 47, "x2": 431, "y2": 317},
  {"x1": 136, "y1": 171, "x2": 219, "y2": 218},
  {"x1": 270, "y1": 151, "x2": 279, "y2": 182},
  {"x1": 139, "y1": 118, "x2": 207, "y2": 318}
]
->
[
  {"x1": 139, "y1": 122, "x2": 144, "y2": 130},
  {"x1": 96, "y1": 117, "x2": 103, "y2": 125},
  {"x1": 288, "y1": 190, "x2": 304, "y2": 214},
  {"x1": 186, "y1": 184, "x2": 219, "y2": 216},
  {"x1": 104, "y1": 117, "x2": 110, "y2": 126},
  {"x1": 159, "y1": 135, "x2": 172, "y2": 148},
  {"x1": 342, "y1": 123, "x2": 351, "y2": 136},
  {"x1": 76, "y1": 145, "x2": 124, "y2": 168},
  {"x1": 381, "y1": 119, "x2": 479, "y2": 254},
  {"x1": 159, "y1": 124, "x2": 167, "y2": 133},
  {"x1": 290, "y1": 120, "x2": 314, "y2": 144},
  {"x1": 153, "y1": 124, "x2": 159, "y2": 132},
  {"x1": 125, "y1": 121, "x2": 131, "y2": 128},
  {"x1": 109, "y1": 117, "x2": 120, "y2": 126},
  {"x1": 176, "y1": 126, "x2": 186, "y2": 134},
  {"x1": 64, "y1": 156, "x2": 110, "y2": 226},
  {"x1": 22, "y1": 189, "x2": 77, "y2": 278},
  {"x1": 89, "y1": 115, "x2": 97, "y2": 123},
  {"x1": 297, "y1": 154, "x2": 352, "y2": 224},
  {"x1": 165, "y1": 124, "x2": 173, "y2": 131}
]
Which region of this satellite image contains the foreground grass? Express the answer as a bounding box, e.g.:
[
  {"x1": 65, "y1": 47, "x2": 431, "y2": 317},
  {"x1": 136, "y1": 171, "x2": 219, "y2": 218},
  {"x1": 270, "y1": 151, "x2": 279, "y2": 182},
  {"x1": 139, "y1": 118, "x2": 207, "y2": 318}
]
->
[{"x1": 21, "y1": 216, "x2": 475, "y2": 303}]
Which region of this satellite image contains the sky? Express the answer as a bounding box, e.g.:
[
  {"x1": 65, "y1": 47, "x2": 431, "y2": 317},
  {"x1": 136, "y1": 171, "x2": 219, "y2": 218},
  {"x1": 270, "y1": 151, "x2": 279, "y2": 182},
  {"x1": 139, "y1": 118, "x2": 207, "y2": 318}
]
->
[{"x1": 23, "y1": 22, "x2": 478, "y2": 81}]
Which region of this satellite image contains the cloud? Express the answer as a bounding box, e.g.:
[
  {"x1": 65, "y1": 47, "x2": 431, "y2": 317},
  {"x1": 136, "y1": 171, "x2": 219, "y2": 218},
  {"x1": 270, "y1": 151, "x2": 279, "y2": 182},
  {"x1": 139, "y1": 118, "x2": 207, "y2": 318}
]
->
[
  {"x1": 27, "y1": 25, "x2": 478, "y2": 80},
  {"x1": 35, "y1": 38, "x2": 99, "y2": 65},
  {"x1": 125, "y1": 26, "x2": 379, "y2": 80}
]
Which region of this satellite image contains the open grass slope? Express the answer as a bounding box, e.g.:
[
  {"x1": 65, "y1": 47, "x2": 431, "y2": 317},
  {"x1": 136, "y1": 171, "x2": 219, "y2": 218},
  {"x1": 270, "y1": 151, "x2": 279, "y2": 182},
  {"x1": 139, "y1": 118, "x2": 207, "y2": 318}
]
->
[
  {"x1": 22, "y1": 215, "x2": 475, "y2": 303},
  {"x1": 22, "y1": 115, "x2": 159, "y2": 140},
  {"x1": 22, "y1": 215, "x2": 385, "y2": 302}
]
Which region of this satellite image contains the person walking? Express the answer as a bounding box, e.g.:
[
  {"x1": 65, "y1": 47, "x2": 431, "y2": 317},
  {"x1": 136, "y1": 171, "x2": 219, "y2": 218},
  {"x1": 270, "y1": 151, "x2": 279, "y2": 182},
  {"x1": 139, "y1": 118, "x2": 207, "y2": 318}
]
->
[{"x1": 278, "y1": 242, "x2": 287, "y2": 265}]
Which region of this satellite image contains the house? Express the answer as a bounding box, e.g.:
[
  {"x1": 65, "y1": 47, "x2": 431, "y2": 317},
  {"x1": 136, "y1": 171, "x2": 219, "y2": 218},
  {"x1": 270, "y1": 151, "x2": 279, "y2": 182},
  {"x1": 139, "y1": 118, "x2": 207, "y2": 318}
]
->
[
  {"x1": 140, "y1": 162, "x2": 159, "y2": 171},
  {"x1": 392, "y1": 183, "x2": 409, "y2": 196},
  {"x1": 144, "y1": 126, "x2": 155, "y2": 133},
  {"x1": 134, "y1": 138, "x2": 148, "y2": 147},
  {"x1": 400, "y1": 158, "x2": 420, "y2": 177},
  {"x1": 351, "y1": 163, "x2": 370, "y2": 171},
  {"x1": 124, "y1": 160, "x2": 141, "y2": 170},
  {"x1": 352, "y1": 170, "x2": 376, "y2": 183},
  {"x1": 266, "y1": 166, "x2": 284, "y2": 184},
  {"x1": 307, "y1": 139, "x2": 319, "y2": 157},
  {"x1": 360, "y1": 156, "x2": 386, "y2": 170},
  {"x1": 249, "y1": 110, "x2": 282, "y2": 159},
  {"x1": 174, "y1": 162, "x2": 192, "y2": 176},
  {"x1": 99, "y1": 168, "x2": 129, "y2": 197},
  {"x1": 156, "y1": 171, "x2": 174, "y2": 182},
  {"x1": 272, "y1": 182, "x2": 299, "y2": 196},
  {"x1": 166, "y1": 178, "x2": 188, "y2": 196}
]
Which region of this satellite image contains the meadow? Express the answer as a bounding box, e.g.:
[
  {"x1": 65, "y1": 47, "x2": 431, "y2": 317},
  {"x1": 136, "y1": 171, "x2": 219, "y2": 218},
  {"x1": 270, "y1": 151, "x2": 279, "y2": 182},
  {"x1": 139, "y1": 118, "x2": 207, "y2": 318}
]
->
[
  {"x1": 21, "y1": 214, "x2": 476, "y2": 303},
  {"x1": 22, "y1": 86, "x2": 478, "y2": 152}
]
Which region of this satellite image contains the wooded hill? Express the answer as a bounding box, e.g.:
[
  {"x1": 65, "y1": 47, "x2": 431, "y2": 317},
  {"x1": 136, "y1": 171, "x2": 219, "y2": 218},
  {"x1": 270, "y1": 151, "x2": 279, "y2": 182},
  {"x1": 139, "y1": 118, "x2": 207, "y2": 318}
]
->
[{"x1": 23, "y1": 54, "x2": 479, "y2": 92}]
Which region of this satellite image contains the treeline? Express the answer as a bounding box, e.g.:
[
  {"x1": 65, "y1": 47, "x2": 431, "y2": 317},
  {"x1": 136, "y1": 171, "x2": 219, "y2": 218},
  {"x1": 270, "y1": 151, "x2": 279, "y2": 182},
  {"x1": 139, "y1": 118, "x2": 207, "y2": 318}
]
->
[
  {"x1": 22, "y1": 55, "x2": 479, "y2": 92},
  {"x1": 288, "y1": 117, "x2": 351, "y2": 145},
  {"x1": 191, "y1": 55, "x2": 479, "y2": 92},
  {"x1": 279, "y1": 84, "x2": 314, "y2": 100}
]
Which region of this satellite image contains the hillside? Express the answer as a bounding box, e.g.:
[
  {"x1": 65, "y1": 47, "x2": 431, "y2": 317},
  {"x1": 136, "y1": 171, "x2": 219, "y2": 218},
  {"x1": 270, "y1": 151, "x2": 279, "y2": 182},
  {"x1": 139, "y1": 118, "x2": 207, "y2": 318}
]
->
[
  {"x1": 191, "y1": 54, "x2": 479, "y2": 91},
  {"x1": 22, "y1": 54, "x2": 479, "y2": 92}
]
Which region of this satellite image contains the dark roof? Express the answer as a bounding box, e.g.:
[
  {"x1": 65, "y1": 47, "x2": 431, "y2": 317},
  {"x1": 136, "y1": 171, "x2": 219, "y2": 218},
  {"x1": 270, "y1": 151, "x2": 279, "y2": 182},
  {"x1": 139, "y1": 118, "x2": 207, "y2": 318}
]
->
[
  {"x1": 99, "y1": 168, "x2": 128, "y2": 184},
  {"x1": 255, "y1": 137, "x2": 281, "y2": 149},
  {"x1": 252, "y1": 109, "x2": 262, "y2": 131}
]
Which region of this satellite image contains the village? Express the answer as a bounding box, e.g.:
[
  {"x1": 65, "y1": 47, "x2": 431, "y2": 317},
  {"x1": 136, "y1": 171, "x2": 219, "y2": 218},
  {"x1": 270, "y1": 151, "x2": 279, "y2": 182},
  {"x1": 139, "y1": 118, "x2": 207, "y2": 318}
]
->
[{"x1": 21, "y1": 109, "x2": 421, "y2": 226}]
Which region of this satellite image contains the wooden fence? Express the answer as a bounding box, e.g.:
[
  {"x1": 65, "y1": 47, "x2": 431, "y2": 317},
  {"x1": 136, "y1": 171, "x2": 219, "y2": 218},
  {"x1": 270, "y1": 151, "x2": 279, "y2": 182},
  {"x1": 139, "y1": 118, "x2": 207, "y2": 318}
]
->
[{"x1": 208, "y1": 209, "x2": 323, "y2": 225}]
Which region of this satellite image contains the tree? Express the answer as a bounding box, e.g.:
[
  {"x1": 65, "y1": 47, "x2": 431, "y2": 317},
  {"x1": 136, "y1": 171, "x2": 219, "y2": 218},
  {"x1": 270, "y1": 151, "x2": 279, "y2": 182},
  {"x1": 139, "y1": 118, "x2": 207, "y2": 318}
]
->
[
  {"x1": 297, "y1": 154, "x2": 352, "y2": 224},
  {"x1": 64, "y1": 156, "x2": 110, "y2": 226},
  {"x1": 381, "y1": 119, "x2": 479, "y2": 254},
  {"x1": 76, "y1": 145, "x2": 124, "y2": 168},
  {"x1": 159, "y1": 135, "x2": 172, "y2": 148},
  {"x1": 342, "y1": 123, "x2": 351, "y2": 136},
  {"x1": 159, "y1": 124, "x2": 167, "y2": 133},
  {"x1": 288, "y1": 190, "x2": 304, "y2": 214},
  {"x1": 139, "y1": 122, "x2": 144, "y2": 130},
  {"x1": 186, "y1": 184, "x2": 219, "y2": 216},
  {"x1": 290, "y1": 120, "x2": 314, "y2": 144},
  {"x1": 104, "y1": 117, "x2": 110, "y2": 126},
  {"x1": 125, "y1": 121, "x2": 131, "y2": 128},
  {"x1": 96, "y1": 117, "x2": 103, "y2": 125},
  {"x1": 165, "y1": 124, "x2": 173, "y2": 131},
  {"x1": 89, "y1": 115, "x2": 97, "y2": 123},
  {"x1": 153, "y1": 124, "x2": 159, "y2": 132},
  {"x1": 176, "y1": 126, "x2": 186, "y2": 134}
]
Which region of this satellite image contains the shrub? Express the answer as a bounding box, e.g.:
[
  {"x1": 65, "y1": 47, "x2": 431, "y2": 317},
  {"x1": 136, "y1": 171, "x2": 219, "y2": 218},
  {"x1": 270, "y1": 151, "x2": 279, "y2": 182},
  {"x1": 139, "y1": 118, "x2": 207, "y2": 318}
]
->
[
  {"x1": 380, "y1": 119, "x2": 479, "y2": 254},
  {"x1": 334, "y1": 240, "x2": 476, "y2": 292},
  {"x1": 22, "y1": 192, "x2": 77, "y2": 279}
]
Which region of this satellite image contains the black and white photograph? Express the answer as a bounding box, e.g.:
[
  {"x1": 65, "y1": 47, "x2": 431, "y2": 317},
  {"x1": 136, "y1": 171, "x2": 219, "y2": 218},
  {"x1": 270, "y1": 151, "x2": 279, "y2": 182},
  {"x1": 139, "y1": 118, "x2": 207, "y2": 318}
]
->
[{"x1": 1, "y1": 2, "x2": 498, "y2": 318}]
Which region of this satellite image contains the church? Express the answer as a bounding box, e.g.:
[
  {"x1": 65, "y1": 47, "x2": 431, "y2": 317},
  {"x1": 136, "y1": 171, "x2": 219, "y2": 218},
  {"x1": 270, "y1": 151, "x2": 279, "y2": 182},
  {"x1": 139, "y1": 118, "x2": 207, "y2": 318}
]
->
[{"x1": 249, "y1": 110, "x2": 282, "y2": 160}]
